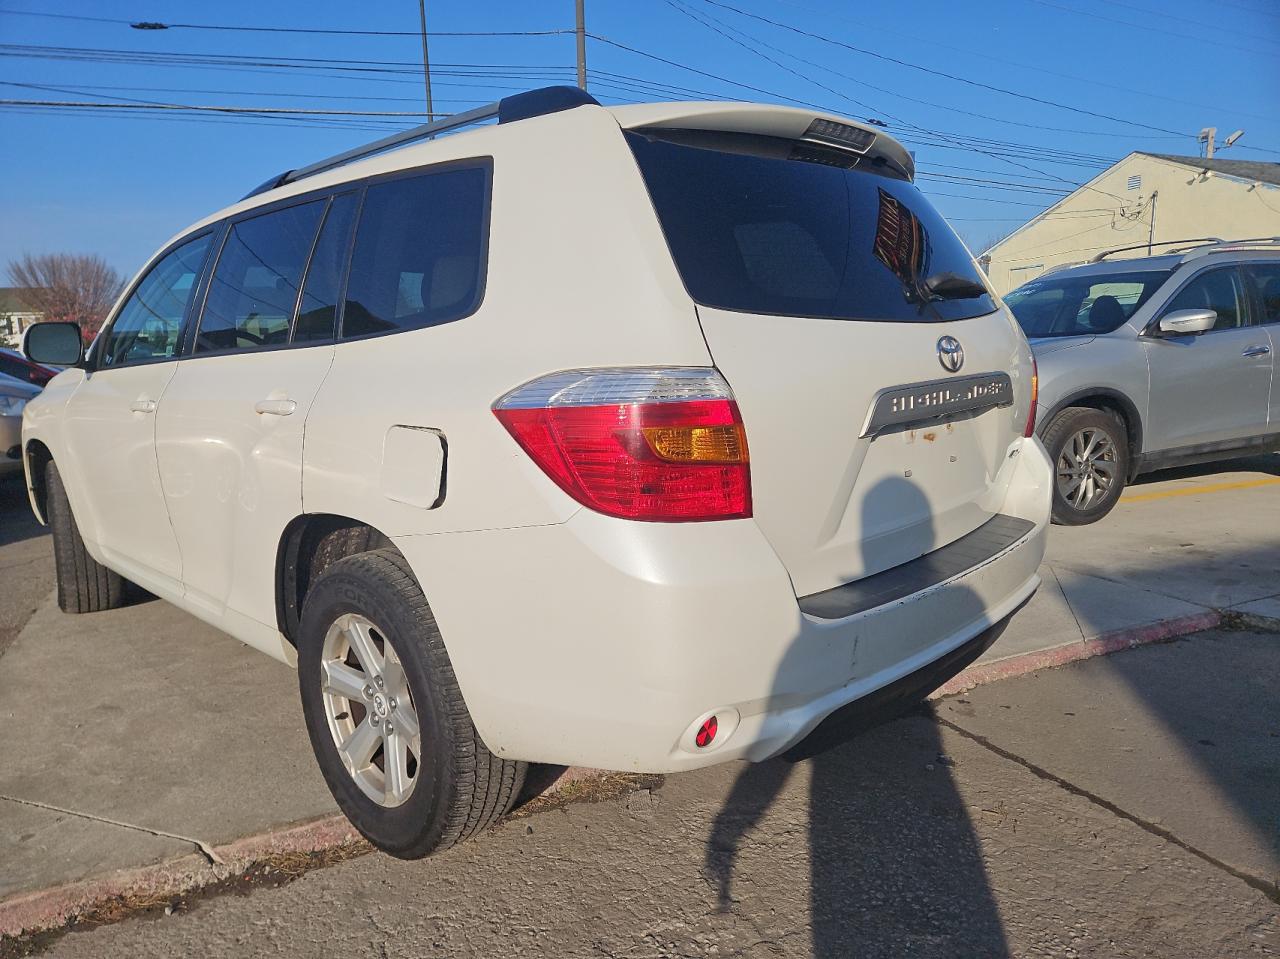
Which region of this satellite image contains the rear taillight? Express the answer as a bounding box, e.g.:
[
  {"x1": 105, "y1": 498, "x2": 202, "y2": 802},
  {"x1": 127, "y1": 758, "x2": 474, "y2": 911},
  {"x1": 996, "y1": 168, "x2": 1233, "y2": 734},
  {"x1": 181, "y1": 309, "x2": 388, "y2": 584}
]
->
[
  {"x1": 1024, "y1": 356, "x2": 1038, "y2": 438},
  {"x1": 493, "y1": 368, "x2": 751, "y2": 522}
]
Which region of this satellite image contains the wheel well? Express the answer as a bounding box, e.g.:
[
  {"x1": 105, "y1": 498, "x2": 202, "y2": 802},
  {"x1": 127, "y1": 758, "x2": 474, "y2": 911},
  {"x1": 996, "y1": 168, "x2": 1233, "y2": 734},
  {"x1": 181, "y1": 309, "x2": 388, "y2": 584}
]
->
[
  {"x1": 24, "y1": 441, "x2": 53, "y2": 524},
  {"x1": 275, "y1": 515, "x2": 398, "y2": 648},
  {"x1": 1043, "y1": 392, "x2": 1143, "y2": 473}
]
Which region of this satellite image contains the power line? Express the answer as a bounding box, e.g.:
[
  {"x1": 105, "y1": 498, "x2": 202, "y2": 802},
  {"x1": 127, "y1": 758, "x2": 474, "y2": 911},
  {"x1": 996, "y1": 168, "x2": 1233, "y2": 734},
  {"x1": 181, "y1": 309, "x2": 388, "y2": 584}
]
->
[
  {"x1": 1023, "y1": 0, "x2": 1280, "y2": 57},
  {"x1": 0, "y1": 8, "x2": 573, "y2": 37},
  {"x1": 654, "y1": 6, "x2": 1135, "y2": 206},
  {"x1": 692, "y1": 0, "x2": 1193, "y2": 138}
]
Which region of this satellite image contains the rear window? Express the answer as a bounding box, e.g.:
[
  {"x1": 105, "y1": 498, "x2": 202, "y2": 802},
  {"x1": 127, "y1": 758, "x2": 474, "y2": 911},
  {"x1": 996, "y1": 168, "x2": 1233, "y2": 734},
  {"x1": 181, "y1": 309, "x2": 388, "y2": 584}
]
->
[
  {"x1": 625, "y1": 130, "x2": 995, "y2": 323},
  {"x1": 1005, "y1": 270, "x2": 1171, "y2": 338}
]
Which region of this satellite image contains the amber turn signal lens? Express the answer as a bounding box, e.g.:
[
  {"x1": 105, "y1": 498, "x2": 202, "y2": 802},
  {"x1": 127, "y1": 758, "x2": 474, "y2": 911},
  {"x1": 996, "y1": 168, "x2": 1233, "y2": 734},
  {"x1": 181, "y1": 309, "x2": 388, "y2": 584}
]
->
[{"x1": 642, "y1": 424, "x2": 748, "y2": 464}]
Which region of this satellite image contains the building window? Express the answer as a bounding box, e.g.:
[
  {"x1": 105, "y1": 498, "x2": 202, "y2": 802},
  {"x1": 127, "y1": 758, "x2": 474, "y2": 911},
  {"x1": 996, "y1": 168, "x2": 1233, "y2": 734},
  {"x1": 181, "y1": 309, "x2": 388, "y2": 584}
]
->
[{"x1": 1127, "y1": 175, "x2": 1142, "y2": 191}]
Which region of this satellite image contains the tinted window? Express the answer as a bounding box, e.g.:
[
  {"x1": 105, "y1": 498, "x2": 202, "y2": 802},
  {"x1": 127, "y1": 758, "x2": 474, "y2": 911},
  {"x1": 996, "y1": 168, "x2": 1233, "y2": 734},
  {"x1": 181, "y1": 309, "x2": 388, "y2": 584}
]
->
[
  {"x1": 626, "y1": 130, "x2": 994, "y2": 322},
  {"x1": 1005, "y1": 270, "x2": 1171, "y2": 338},
  {"x1": 1246, "y1": 264, "x2": 1280, "y2": 325},
  {"x1": 1164, "y1": 269, "x2": 1246, "y2": 331},
  {"x1": 342, "y1": 166, "x2": 489, "y2": 339},
  {"x1": 295, "y1": 193, "x2": 358, "y2": 343},
  {"x1": 198, "y1": 200, "x2": 325, "y2": 353},
  {"x1": 100, "y1": 234, "x2": 212, "y2": 367}
]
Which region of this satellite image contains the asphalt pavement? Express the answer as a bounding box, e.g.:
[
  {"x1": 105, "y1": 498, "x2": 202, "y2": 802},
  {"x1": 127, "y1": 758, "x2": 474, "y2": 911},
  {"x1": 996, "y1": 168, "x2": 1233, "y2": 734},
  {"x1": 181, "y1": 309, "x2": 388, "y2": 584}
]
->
[
  {"x1": 28, "y1": 627, "x2": 1280, "y2": 959},
  {"x1": 1, "y1": 456, "x2": 1279, "y2": 955}
]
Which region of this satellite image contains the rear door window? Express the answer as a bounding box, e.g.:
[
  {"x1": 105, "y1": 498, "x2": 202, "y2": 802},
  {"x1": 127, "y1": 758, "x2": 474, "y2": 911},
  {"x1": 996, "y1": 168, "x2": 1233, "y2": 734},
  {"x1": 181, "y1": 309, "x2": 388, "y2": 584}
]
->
[
  {"x1": 294, "y1": 192, "x2": 358, "y2": 343},
  {"x1": 625, "y1": 130, "x2": 994, "y2": 322},
  {"x1": 341, "y1": 163, "x2": 490, "y2": 339},
  {"x1": 197, "y1": 200, "x2": 326, "y2": 353}
]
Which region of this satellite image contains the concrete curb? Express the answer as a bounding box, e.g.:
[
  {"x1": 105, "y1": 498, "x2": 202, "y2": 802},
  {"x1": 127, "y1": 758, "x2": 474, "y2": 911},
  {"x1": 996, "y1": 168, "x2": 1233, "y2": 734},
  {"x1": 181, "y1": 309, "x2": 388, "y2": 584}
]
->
[
  {"x1": 0, "y1": 609, "x2": 1228, "y2": 941},
  {"x1": 930, "y1": 610, "x2": 1224, "y2": 698},
  {"x1": 0, "y1": 815, "x2": 361, "y2": 940}
]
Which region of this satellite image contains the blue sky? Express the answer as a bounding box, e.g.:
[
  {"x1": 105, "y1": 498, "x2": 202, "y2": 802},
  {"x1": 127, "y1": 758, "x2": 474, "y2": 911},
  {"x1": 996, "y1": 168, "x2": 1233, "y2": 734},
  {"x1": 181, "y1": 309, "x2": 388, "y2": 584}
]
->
[{"x1": 2, "y1": 0, "x2": 1278, "y2": 278}]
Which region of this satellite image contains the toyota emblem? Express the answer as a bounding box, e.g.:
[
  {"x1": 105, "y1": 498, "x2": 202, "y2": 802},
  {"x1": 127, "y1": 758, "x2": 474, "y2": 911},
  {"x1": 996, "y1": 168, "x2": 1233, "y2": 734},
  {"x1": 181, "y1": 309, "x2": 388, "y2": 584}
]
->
[{"x1": 937, "y1": 336, "x2": 964, "y2": 373}]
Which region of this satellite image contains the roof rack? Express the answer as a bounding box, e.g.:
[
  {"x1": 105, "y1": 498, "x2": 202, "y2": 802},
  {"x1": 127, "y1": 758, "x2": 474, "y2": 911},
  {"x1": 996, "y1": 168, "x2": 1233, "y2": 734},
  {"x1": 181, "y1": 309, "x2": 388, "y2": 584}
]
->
[
  {"x1": 1090, "y1": 237, "x2": 1222, "y2": 262},
  {"x1": 1090, "y1": 236, "x2": 1280, "y2": 263},
  {"x1": 241, "y1": 86, "x2": 599, "y2": 200},
  {"x1": 1176, "y1": 236, "x2": 1280, "y2": 259}
]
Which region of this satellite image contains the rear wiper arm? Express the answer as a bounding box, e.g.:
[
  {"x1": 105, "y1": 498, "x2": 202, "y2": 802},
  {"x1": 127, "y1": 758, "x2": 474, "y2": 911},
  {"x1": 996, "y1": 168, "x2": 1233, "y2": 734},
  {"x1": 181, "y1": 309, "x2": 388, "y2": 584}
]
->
[{"x1": 921, "y1": 272, "x2": 989, "y2": 300}]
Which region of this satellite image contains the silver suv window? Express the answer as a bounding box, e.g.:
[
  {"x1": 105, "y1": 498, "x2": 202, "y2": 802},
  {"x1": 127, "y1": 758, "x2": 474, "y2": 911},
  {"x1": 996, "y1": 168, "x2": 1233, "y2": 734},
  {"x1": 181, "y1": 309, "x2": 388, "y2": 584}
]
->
[{"x1": 1005, "y1": 270, "x2": 1171, "y2": 338}]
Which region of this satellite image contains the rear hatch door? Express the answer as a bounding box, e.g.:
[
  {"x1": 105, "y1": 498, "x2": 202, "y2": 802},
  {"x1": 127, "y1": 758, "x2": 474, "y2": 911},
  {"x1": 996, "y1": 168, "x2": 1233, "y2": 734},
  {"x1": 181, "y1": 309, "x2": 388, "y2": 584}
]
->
[{"x1": 625, "y1": 125, "x2": 1033, "y2": 597}]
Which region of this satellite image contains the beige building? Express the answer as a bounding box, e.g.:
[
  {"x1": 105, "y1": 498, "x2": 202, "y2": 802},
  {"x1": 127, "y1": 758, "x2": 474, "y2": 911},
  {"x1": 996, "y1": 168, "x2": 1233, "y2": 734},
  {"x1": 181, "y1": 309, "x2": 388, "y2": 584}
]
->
[
  {"x1": 0, "y1": 288, "x2": 44, "y2": 348},
  {"x1": 980, "y1": 153, "x2": 1280, "y2": 295}
]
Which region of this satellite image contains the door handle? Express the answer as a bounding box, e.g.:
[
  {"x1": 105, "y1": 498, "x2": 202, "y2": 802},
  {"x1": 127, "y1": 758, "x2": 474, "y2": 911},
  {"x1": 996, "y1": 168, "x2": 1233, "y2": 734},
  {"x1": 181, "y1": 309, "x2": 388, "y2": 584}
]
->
[
  {"x1": 254, "y1": 398, "x2": 297, "y2": 416},
  {"x1": 130, "y1": 397, "x2": 157, "y2": 414},
  {"x1": 1242, "y1": 345, "x2": 1271, "y2": 357}
]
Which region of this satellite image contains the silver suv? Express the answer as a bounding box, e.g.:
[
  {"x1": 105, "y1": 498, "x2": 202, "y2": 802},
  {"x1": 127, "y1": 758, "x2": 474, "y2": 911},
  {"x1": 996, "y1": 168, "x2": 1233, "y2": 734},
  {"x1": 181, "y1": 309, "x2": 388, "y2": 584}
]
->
[{"x1": 1005, "y1": 238, "x2": 1280, "y2": 525}]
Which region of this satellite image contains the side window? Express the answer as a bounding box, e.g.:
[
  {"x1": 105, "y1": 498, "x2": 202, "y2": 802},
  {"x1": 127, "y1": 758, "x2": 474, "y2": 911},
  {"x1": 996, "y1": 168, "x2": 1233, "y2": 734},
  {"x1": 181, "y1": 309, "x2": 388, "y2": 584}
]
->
[
  {"x1": 197, "y1": 200, "x2": 325, "y2": 353},
  {"x1": 294, "y1": 193, "x2": 358, "y2": 343},
  {"x1": 1163, "y1": 269, "x2": 1247, "y2": 332},
  {"x1": 99, "y1": 234, "x2": 212, "y2": 368},
  {"x1": 1246, "y1": 264, "x2": 1280, "y2": 325},
  {"x1": 342, "y1": 165, "x2": 489, "y2": 339}
]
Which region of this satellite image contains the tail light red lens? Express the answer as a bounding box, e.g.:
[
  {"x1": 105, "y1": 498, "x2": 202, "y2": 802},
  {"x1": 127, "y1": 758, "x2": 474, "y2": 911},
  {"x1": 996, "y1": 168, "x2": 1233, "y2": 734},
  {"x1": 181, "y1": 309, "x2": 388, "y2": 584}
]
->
[
  {"x1": 493, "y1": 368, "x2": 751, "y2": 522},
  {"x1": 1024, "y1": 356, "x2": 1038, "y2": 438}
]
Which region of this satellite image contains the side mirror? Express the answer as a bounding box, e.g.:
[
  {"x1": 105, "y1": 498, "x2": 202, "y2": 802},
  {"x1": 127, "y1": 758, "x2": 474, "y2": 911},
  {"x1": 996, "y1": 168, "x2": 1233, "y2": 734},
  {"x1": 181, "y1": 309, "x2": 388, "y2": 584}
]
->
[
  {"x1": 22, "y1": 322, "x2": 84, "y2": 367},
  {"x1": 1157, "y1": 308, "x2": 1216, "y2": 336}
]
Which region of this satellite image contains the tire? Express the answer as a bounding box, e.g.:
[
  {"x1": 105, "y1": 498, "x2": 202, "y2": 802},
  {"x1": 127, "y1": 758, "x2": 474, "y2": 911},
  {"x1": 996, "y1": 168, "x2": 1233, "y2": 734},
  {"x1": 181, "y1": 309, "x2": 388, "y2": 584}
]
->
[
  {"x1": 1043, "y1": 406, "x2": 1130, "y2": 526},
  {"x1": 297, "y1": 548, "x2": 526, "y2": 859},
  {"x1": 45, "y1": 460, "x2": 125, "y2": 613}
]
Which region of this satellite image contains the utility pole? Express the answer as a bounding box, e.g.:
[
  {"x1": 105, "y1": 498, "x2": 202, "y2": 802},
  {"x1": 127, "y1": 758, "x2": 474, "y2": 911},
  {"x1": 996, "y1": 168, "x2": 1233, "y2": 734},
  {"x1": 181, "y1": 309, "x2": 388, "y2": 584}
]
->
[
  {"x1": 575, "y1": 0, "x2": 587, "y2": 90},
  {"x1": 418, "y1": 0, "x2": 434, "y2": 119},
  {"x1": 1147, "y1": 190, "x2": 1159, "y2": 255},
  {"x1": 1199, "y1": 126, "x2": 1217, "y2": 159}
]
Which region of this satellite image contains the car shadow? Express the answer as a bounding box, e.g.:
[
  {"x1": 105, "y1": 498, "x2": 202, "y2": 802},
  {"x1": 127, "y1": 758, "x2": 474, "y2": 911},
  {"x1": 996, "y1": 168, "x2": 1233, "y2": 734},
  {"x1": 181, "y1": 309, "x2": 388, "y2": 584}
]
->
[
  {"x1": 704, "y1": 476, "x2": 1013, "y2": 956},
  {"x1": 0, "y1": 475, "x2": 48, "y2": 547},
  {"x1": 1130, "y1": 451, "x2": 1280, "y2": 487}
]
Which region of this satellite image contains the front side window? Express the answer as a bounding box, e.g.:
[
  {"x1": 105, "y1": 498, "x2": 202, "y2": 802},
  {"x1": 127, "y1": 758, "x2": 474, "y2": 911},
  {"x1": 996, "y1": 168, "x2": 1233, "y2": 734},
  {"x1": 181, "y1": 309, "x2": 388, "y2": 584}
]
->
[
  {"x1": 626, "y1": 130, "x2": 994, "y2": 322},
  {"x1": 1162, "y1": 269, "x2": 1247, "y2": 331},
  {"x1": 342, "y1": 164, "x2": 490, "y2": 339},
  {"x1": 197, "y1": 200, "x2": 326, "y2": 353},
  {"x1": 1246, "y1": 264, "x2": 1280, "y2": 325},
  {"x1": 99, "y1": 233, "x2": 212, "y2": 367},
  {"x1": 1005, "y1": 270, "x2": 1171, "y2": 338}
]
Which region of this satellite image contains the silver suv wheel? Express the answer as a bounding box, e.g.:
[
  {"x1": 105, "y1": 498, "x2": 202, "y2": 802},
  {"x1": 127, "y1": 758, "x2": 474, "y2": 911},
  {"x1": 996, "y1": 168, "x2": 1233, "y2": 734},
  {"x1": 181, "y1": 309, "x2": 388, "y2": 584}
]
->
[
  {"x1": 320, "y1": 613, "x2": 421, "y2": 808},
  {"x1": 1055, "y1": 426, "x2": 1119, "y2": 512}
]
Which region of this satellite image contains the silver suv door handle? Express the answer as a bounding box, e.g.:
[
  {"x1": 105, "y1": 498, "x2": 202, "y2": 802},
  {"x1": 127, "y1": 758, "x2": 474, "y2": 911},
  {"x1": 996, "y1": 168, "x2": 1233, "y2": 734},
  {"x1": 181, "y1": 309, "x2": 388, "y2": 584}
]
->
[
  {"x1": 130, "y1": 397, "x2": 157, "y2": 414},
  {"x1": 1242, "y1": 345, "x2": 1271, "y2": 357},
  {"x1": 254, "y1": 398, "x2": 297, "y2": 416}
]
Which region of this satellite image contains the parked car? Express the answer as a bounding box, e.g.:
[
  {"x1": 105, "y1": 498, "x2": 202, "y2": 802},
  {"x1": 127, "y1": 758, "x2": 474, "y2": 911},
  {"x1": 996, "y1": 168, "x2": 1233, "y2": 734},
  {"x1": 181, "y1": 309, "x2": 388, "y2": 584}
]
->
[
  {"x1": 1, "y1": 371, "x2": 40, "y2": 477},
  {"x1": 21, "y1": 87, "x2": 1050, "y2": 858},
  {"x1": 1005, "y1": 238, "x2": 1280, "y2": 525},
  {"x1": 0, "y1": 347, "x2": 56, "y2": 387}
]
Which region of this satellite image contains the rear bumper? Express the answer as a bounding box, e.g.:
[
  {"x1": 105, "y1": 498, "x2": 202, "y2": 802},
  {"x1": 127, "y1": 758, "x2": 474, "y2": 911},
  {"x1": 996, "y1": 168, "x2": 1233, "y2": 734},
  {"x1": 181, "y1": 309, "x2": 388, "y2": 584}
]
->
[{"x1": 394, "y1": 436, "x2": 1052, "y2": 772}]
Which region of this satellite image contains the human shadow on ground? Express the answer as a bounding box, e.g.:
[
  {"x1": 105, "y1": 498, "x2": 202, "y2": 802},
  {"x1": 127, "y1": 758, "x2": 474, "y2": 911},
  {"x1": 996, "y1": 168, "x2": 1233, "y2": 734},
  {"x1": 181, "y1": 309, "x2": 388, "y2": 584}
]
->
[{"x1": 704, "y1": 476, "x2": 1015, "y2": 957}]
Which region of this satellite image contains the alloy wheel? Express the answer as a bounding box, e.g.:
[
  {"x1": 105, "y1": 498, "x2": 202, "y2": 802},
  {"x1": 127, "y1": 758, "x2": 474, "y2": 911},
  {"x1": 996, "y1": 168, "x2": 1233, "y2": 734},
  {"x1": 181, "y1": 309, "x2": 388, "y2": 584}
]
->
[
  {"x1": 319, "y1": 613, "x2": 422, "y2": 807},
  {"x1": 1055, "y1": 426, "x2": 1119, "y2": 512}
]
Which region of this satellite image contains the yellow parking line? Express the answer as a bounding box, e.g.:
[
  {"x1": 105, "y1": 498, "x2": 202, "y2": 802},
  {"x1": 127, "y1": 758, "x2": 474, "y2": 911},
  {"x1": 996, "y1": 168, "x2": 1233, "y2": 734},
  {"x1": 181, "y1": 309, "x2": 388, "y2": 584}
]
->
[{"x1": 1121, "y1": 476, "x2": 1280, "y2": 504}]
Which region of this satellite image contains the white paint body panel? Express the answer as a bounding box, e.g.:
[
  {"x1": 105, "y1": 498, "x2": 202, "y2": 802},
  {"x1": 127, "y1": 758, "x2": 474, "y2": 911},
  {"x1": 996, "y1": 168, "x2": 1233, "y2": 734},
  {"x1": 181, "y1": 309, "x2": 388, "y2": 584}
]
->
[
  {"x1": 20, "y1": 98, "x2": 1050, "y2": 770},
  {"x1": 154, "y1": 346, "x2": 335, "y2": 647}
]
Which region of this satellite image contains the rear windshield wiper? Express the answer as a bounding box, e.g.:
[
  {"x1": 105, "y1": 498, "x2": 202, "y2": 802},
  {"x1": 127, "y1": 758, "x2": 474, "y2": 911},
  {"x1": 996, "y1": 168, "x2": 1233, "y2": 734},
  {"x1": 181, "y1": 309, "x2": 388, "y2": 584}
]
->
[{"x1": 922, "y1": 272, "x2": 989, "y2": 300}]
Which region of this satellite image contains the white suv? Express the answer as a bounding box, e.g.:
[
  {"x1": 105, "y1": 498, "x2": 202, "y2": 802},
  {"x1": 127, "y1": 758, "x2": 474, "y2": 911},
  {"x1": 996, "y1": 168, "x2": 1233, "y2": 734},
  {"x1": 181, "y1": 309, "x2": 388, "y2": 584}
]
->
[{"x1": 22, "y1": 87, "x2": 1051, "y2": 858}]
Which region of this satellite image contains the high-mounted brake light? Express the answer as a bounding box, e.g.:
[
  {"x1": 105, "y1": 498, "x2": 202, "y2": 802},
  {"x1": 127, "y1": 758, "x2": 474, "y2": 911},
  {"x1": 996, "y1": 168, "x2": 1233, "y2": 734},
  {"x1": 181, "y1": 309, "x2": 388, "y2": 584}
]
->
[
  {"x1": 1024, "y1": 356, "x2": 1039, "y2": 439},
  {"x1": 493, "y1": 368, "x2": 751, "y2": 522}
]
